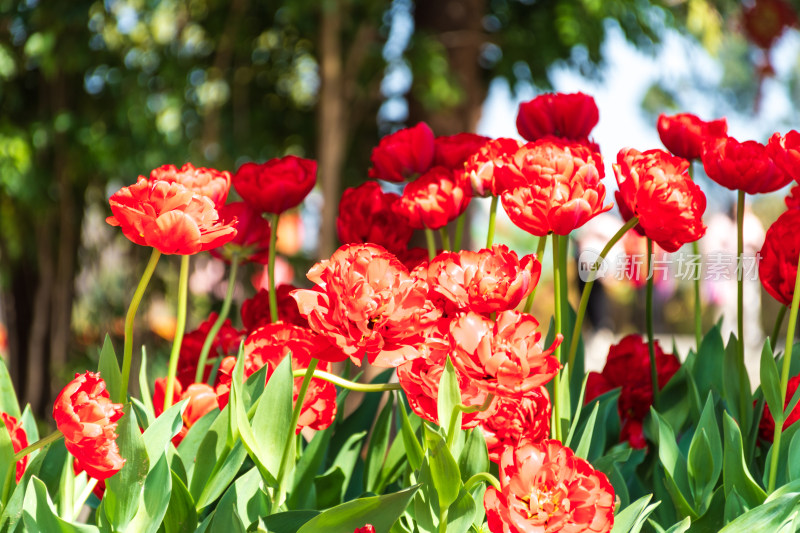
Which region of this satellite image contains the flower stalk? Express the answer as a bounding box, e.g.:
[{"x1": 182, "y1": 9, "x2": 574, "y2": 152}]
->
[
  {"x1": 13, "y1": 430, "x2": 63, "y2": 462},
  {"x1": 646, "y1": 238, "x2": 660, "y2": 411},
  {"x1": 487, "y1": 195, "x2": 499, "y2": 248},
  {"x1": 290, "y1": 368, "x2": 402, "y2": 392},
  {"x1": 552, "y1": 234, "x2": 563, "y2": 441},
  {"x1": 164, "y1": 255, "x2": 190, "y2": 412},
  {"x1": 268, "y1": 213, "x2": 280, "y2": 323},
  {"x1": 196, "y1": 254, "x2": 240, "y2": 384}
]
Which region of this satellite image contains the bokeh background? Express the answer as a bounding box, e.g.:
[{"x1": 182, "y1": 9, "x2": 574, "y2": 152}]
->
[{"x1": 0, "y1": 0, "x2": 798, "y2": 418}]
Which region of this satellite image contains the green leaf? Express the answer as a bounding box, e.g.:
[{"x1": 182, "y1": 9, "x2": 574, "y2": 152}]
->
[
  {"x1": 555, "y1": 362, "x2": 572, "y2": 440},
  {"x1": 610, "y1": 494, "x2": 660, "y2": 533},
  {"x1": 423, "y1": 425, "x2": 461, "y2": 512},
  {"x1": 437, "y1": 357, "x2": 462, "y2": 448},
  {"x1": 364, "y1": 394, "x2": 393, "y2": 492},
  {"x1": 189, "y1": 406, "x2": 231, "y2": 499},
  {"x1": 288, "y1": 426, "x2": 332, "y2": 509},
  {"x1": 22, "y1": 476, "x2": 99, "y2": 532},
  {"x1": 397, "y1": 398, "x2": 423, "y2": 471},
  {"x1": 250, "y1": 356, "x2": 294, "y2": 487},
  {"x1": 0, "y1": 416, "x2": 14, "y2": 505},
  {"x1": 687, "y1": 429, "x2": 714, "y2": 511},
  {"x1": 138, "y1": 347, "x2": 155, "y2": 425},
  {"x1": 761, "y1": 341, "x2": 784, "y2": 427},
  {"x1": 141, "y1": 399, "x2": 187, "y2": 466},
  {"x1": 722, "y1": 412, "x2": 766, "y2": 508},
  {"x1": 0, "y1": 358, "x2": 20, "y2": 419},
  {"x1": 446, "y1": 488, "x2": 476, "y2": 533},
  {"x1": 762, "y1": 422, "x2": 800, "y2": 488},
  {"x1": 263, "y1": 510, "x2": 320, "y2": 533},
  {"x1": 210, "y1": 466, "x2": 268, "y2": 531},
  {"x1": 177, "y1": 409, "x2": 217, "y2": 481},
  {"x1": 315, "y1": 466, "x2": 347, "y2": 510},
  {"x1": 574, "y1": 401, "x2": 599, "y2": 460},
  {"x1": 318, "y1": 431, "x2": 367, "y2": 506},
  {"x1": 789, "y1": 429, "x2": 800, "y2": 481},
  {"x1": 162, "y1": 470, "x2": 197, "y2": 533},
  {"x1": 125, "y1": 454, "x2": 172, "y2": 533},
  {"x1": 722, "y1": 334, "x2": 752, "y2": 434},
  {"x1": 458, "y1": 428, "x2": 489, "y2": 483},
  {"x1": 195, "y1": 440, "x2": 249, "y2": 510},
  {"x1": 718, "y1": 486, "x2": 800, "y2": 531},
  {"x1": 97, "y1": 334, "x2": 122, "y2": 404},
  {"x1": 687, "y1": 324, "x2": 725, "y2": 400},
  {"x1": 297, "y1": 485, "x2": 420, "y2": 533},
  {"x1": 564, "y1": 373, "x2": 589, "y2": 448},
  {"x1": 651, "y1": 409, "x2": 696, "y2": 518},
  {"x1": 104, "y1": 405, "x2": 149, "y2": 530}
]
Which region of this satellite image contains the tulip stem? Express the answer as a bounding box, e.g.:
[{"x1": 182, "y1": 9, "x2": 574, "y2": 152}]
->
[
  {"x1": 454, "y1": 212, "x2": 466, "y2": 251},
  {"x1": 567, "y1": 217, "x2": 639, "y2": 377},
  {"x1": 737, "y1": 190, "x2": 745, "y2": 369},
  {"x1": 73, "y1": 478, "x2": 98, "y2": 519},
  {"x1": 164, "y1": 255, "x2": 190, "y2": 412},
  {"x1": 768, "y1": 252, "x2": 800, "y2": 492},
  {"x1": 464, "y1": 472, "x2": 501, "y2": 492},
  {"x1": 646, "y1": 238, "x2": 660, "y2": 411},
  {"x1": 290, "y1": 368, "x2": 402, "y2": 392},
  {"x1": 692, "y1": 240, "x2": 703, "y2": 350},
  {"x1": 772, "y1": 305, "x2": 787, "y2": 347},
  {"x1": 439, "y1": 227, "x2": 451, "y2": 251},
  {"x1": 446, "y1": 394, "x2": 495, "y2": 449},
  {"x1": 13, "y1": 430, "x2": 63, "y2": 462},
  {"x1": 486, "y1": 195, "x2": 498, "y2": 248},
  {"x1": 523, "y1": 236, "x2": 548, "y2": 314},
  {"x1": 268, "y1": 213, "x2": 280, "y2": 323},
  {"x1": 119, "y1": 248, "x2": 161, "y2": 404},
  {"x1": 425, "y1": 228, "x2": 437, "y2": 261},
  {"x1": 196, "y1": 254, "x2": 240, "y2": 384},
  {"x1": 552, "y1": 234, "x2": 563, "y2": 442}
]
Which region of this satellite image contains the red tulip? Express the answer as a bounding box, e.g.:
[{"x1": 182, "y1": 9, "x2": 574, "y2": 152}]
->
[
  {"x1": 106, "y1": 178, "x2": 237, "y2": 255},
  {"x1": 465, "y1": 137, "x2": 523, "y2": 197},
  {"x1": 786, "y1": 185, "x2": 800, "y2": 210},
  {"x1": 2, "y1": 412, "x2": 28, "y2": 482},
  {"x1": 368, "y1": 122, "x2": 435, "y2": 182},
  {"x1": 210, "y1": 202, "x2": 272, "y2": 264},
  {"x1": 393, "y1": 166, "x2": 472, "y2": 230},
  {"x1": 241, "y1": 285, "x2": 309, "y2": 332},
  {"x1": 614, "y1": 148, "x2": 706, "y2": 252},
  {"x1": 177, "y1": 313, "x2": 244, "y2": 387},
  {"x1": 433, "y1": 133, "x2": 491, "y2": 171},
  {"x1": 759, "y1": 209, "x2": 800, "y2": 306},
  {"x1": 337, "y1": 182, "x2": 413, "y2": 255},
  {"x1": 53, "y1": 372, "x2": 125, "y2": 480},
  {"x1": 657, "y1": 112, "x2": 727, "y2": 160},
  {"x1": 701, "y1": 136, "x2": 790, "y2": 194},
  {"x1": 767, "y1": 130, "x2": 800, "y2": 181},
  {"x1": 153, "y1": 378, "x2": 218, "y2": 445},
  {"x1": 450, "y1": 311, "x2": 561, "y2": 397},
  {"x1": 233, "y1": 155, "x2": 317, "y2": 214},
  {"x1": 149, "y1": 162, "x2": 231, "y2": 210},
  {"x1": 759, "y1": 374, "x2": 800, "y2": 442},
  {"x1": 516, "y1": 92, "x2": 599, "y2": 143},
  {"x1": 480, "y1": 388, "x2": 551, "y2": 463},
  {"x1": 484, "y1": 439, "x2": 615, "y2": 533}
]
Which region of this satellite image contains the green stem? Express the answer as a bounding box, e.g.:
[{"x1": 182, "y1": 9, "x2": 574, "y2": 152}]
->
[
  {"x1": 486, "y1": 195, "x2": 499, "y2": 248},
  {"x1": 523, "y1": 235, "x2": 548, "y2": 314},
  {"x1": 438, "y1": 509, "x2": 448, "y2": 533},
  {"x1": 558, "y1": 234, "x2": 569, "y2": 321},
  {"x1": 196, "y1": 255, "x2": 240, "y2": 384},
  {"x1": 439, "y1": 227, "x2": 451, "y2": 251},
  {"x1": 120, "y1": 248, "x2": 161, "y2": 403},
  {"x1": 769, "y1": 252, "x2": 800, "y2": 492},
  {"x1": 772, "y1": 305, "x2": 788, "y2": 347},
  {"x1": 692, "y1": 240, "x2": 702, "y2": 350},
  {"x1": 646, "y1": 239, "x2": 660, "y2": 411},
  {"x1": 567, "y1": 217, "x2": 639, "y2": 377},
  {"x1": 464, "y1": 472, "x2": 501, "y2": 492},
  {"x1": 737, "y1": 190, "x2": 745, "y2": 367},
  {"x1": 73, "y1": 478, "x2": 98, "y2": 518},
  {"x1": 276, "y1": 360, "x2": 319, "y2": 490},
  {"x1": 13, "y1": 431, "x2": 63, "y2": 462},
  {"x1": 164, "y1": 255, "x2": 190, "y2": 412},
  {"x1": 425, "y1": 228, "x2": 437, "y2": 261},
  {"x1": 445, "y1": 394, "x2": 495, "y2": 449},
  {"x1": 453, "y1": 212, "x2": 466, "y2": 251},
  {"x1": 552, "y1": 235, "x2": 563, "y2": 442},
  {"x1": 290, "y1": 368, "x2": 402, "y2": 392},
  {"x1": 268, "y1": 213, "x2": 280, "y2": 323}
]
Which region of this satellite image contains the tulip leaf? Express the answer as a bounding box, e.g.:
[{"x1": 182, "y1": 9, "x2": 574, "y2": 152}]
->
[
  {"x1": 22, "y1": 476, "x2": 100, "y2": 533},
  {"x1": 0, "y1": 419, "x2": 14, "y2": 504},
  {"x1": 104, "y1": 405, "x2": 149, "y2": 530},
  {"x1": 717, "y1": 484, "x2": 800, "y2": 532},
  {"x1": 142, "y1": 398, "x2": 187, "y2": 466},
  {"x1": 195, "y1": 440, "x2": 248, "y2": 510},
  {"x1": 762, "y1": 421, "x2": 800, "y2": 488},
  {"x1": 162, "y1": 470, "x2": 198, "y2": 533},
  {"x1": 177, "y1": 408, "x2": 217, "y2": 481},
  {"x1": 789, "y1": 429, "x2": 800, "y2": 482},
  {"x1": 211, "y1": 466, "x2": 268, "y2": 531},
  {"x1": 610, "y1": 494, "x2": 660, "y2": 533},
  {"x1": 564, "y1": 373, "x2": 589, "y2": 448},
  {"x1": 287, "y1": 424, "x2": 332, "y2": 509},
  {"x1": 125, "y1": 454, "x2": 173, "y2": 533},
  {"x1": 651, "y1": 409, "x2": 697, "y2": 518},
  {"x1": 423, "y1": 425, "x2": 461, "y2": 512},
  {"x1": 687, "y1": 429, "x2": 714, "y2": 511},
  {"x1": 458, "y1": 428, "x2": 489, "y2": 483},
  {"x1": 685, "y1": 324, "x2": 724, "y2": 400},
  {"x1": 397, "y1": 397, "x2": 423, "y2": 472},
  {"x1": 446, "y1": 488, "x2": 476, "y2": 533},
  {"x1": 364, "y1": 393, "x2": 394, "y2": 492},
  {"x1": 0, "y1": 358, "x2": 20, "y2": 419},
  {"x1": 262, "y1": 510, "x2": 320, "y2": 533},
  {"x1": 251, "y1": 356, "x2": 294, "y2": 489},
  {"x1": 317, "y1": 431, "x2": 367, "y2": 507},
  {"x1": 296, "y1": 485, "x2": 420, "y2": 533},
  {"x1": 97, "y1": 334, "x2": 122, "y2": 405},
  {"x1": 722, "y1": 333, "x2": 752, "y2": 434},
  {"x1": 437, "y1": 357, "x2": 462, "y2": 451},
  {"x1": 760, "y1": 341, "x2": 784, "y2": 427},
  {"x1": 722, "y1": 412, "x2": 766, "y2": 508},
  {"x1": 138, "y1": 347, "x2": 156, "y2": 426},
  {"x1": 574, "y1": 401, "x2": 599, "y2": 460}
]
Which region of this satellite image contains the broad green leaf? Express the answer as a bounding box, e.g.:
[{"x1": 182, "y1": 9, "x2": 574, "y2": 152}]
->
[
  {"x1": 718, "y1": 488, "x2": 800, "y2": 531},
  {"x1": 437, "y1": 357, "x2": 462, "y2": 448},
  {"x1": 0, "y1": 358, "x2": 20, "y2": 419},
  {"x1": 687, "y1": 324, "x2": 724, "y2": 400},
  {"x1": 315, "y1": 466, "x2": 347, "y2": 509},
  {"x1": 189, "y1": 406, "x2": 231, "y2": 500},
  {"x1": 722, "y1": 412, "x2": 766, "y2": 508},
  {"x1": 141, "y1": 398, "x2": 187, "y2": 466},
  {"x1": 458, "y1": 428, "x2": 488, "y2": 483},
  {"x1": 651, "y1": 410, "x2": 696, "y2": 518},
  {"x1": 288, "y1": 426, "x2": 332, "y2": 509},
  {"x1": 195, "y1": 440, "x2": 248, "y2": 510},
  {"x1": 577, "y1": 388, "x2": 620, "y2": 461},
  {"x1": 661, "y1": 516, "x2": 691, "y2": 533},
  {"x1": 762, "y1": 422, "x2": 800, "y2": 488},
  {"x1": 177, "y1": 408, "x2": 217, "y2": 481},
  {"x1": 377, "y1": 426, "x2": 413, "y2": 494},
  {"x1": 104, "y1": 405, "x2": 149, "y2": 530},
  {"x1": 789, "y1": 429, "x2": 800, "y2": 481},
  {"x1": 397, "y1": 398, "x2": 423, "y2": 471},
  {"x1": 446, "y1": 488, "x2": 476, "y2": 533},
  {"x1": 423, "y1": 425, "x2": 461, "y2": 512},
  {"x1": 687, "y1": 429, "x2": 714, "y2": 511},
  {"x1": 57, "y1": 454, "x2": 75, "y2": 520},
  {"x1": 263, "y1": 510, "x2": 320, "y2": 533},
  {"x1": 364, "y1": 394, "x2": 393, "y2": 492},
  {"x1": 610, "y1": 494, "x2": 659, "y2": 533},
  {"x1": 139, "y1": 346, "x2": 155, "y2": 423},
  {"x1": 722, "y1": 334, "x2": 752, "y2": 434},
  {"x1": 125, "y1": 454, "x2": 172, "y2": 533},
  {"x1": 574, "y1": 401, "x2": 599, "y2": 460},
  {"x1": 0, "y1": 418, "x2": 14, "y2": 504},
  {"x1": 22, "y1": 476, "x2": 99, "y2": 533},
  {"x1": 318, "y1": 431, "x2": 367, "y2": 506},
  {"x1": 210, "y1": 466, "x2": 268, "y2": 531},
  {"x1": 564, "y1": 373, "x2": 590, "y2": 448},
  {"x1": 723, "y1": 486, "x2": 747, "y2": 524},
  {"x1": 297, "y1": 485, "x2": 420, "y2": 533},
  {"x1": 0, "y1": 432, "x2": 51, "y2": 531},
  {"x1": 97, "y1": 335, "x2": 122, "y2": 404},
  {"x1": 761, "y1": 341, "x2": 784, "y2": 427},
  {"x1": 251, "y1": 356, "x2": 293, "y2": 488},
  {"x1": 162, "y1": 470, "x2": 197, "y2": 533},
  {"x1": 555, "y1": 362, "x2": 572, "y2": 440},
  {"x1": 20, "y1": 404, "x2": 39, "y2": 443}
]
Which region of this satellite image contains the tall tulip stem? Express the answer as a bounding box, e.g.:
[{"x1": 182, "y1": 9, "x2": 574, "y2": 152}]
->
[
  {"x1": 772, "y1": 305, "x2": 787, "y2": 346},
  {"x1": 692, "y1": 240, "x2": 703, "y2": 349},
  {"x1": 454, "y1": 212, "x2": 466, "y2": 251},
  {"x1": 13, "y1": 430, "x2": 63, "y2": 462},
  {"x1": 425, "y1": 228, "x2": 437, "y2": 261},
  {"x1": 439, "y1": 227, "x2": 451, "y2": 251},
  {"x1": 487, "y1": 195, "x2": 499, "y2": 248},
  {"x1": 120, "y1": 248, "x2": 161, "y2": 404},
  {"x1": 268, "y1": 213, "x2": 280, "y2": 323},
  {"x1": 196, "y1": 254, "x2": 240, "y2": 384},
  {"x1": 552, "y1": 234, "x2": 563, "y2": 441},
  {"x1": 646, "y1": 238, "x2": 660, "y2": 411},
  {"x1": 164, "y1": 255, "x2": 190, "y2": 412},
  {"x1": 523, "y1": 236, "x2": 548, "y2": 314}
]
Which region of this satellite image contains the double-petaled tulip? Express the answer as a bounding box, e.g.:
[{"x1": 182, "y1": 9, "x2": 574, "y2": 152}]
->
[
  {"x1": 759, "y1": 209, "x2": 800, "y2": 306},
  {"x1": 767, "y1": 130, "x2": 800, "y2": 180},
  {"x1": 787, "y1": 185, "x2": 800, "y2": 210},
  {"x1": 433, "y1": 133, "x2": 491, "y2": 171},
  {"x1": 480, "y1": 388, "x2": 551, "y2": 463},
  {"x1": 210, "y1": 202, "x2": 272, "y2": 264},
  {"x1": 424, "y1": 245, "x2": 540, "y2": 315},
  {"x1": 393, "y1": 166, "x2": 472, "y2": 230},
  {"x1": 657, "y1": 113, "x2": 728, "y2": 161},
  {"x1": 516, "y1": 92, "x2": 599, "y2": 144},
  {"x1": 701, "y1": 136, "x2": 790, "y2": 194},
  {"x1": 233, "y1": 155, "x2": 317, "y2": 214},
  {"x1": 354, "y1": 526, "x2": 376, "y2": 533},
  {"x1": 107, "y1": 178, "x2": 238, "y2": 255},
  {"x1": 759, "y1": 374, "x2": 800, "y2": 442},
  {"x1": 149, "y1": 162, "x2": 231, "y2": 210},
  {"x1": 292, "y1": 244, "x2": 439, "y2": 367},
  {"x1": 500, "y1": 140, "x2": 611, "y2": 236},
  {"x1": 465, "y1": 138, "x2": 522, "y2": 197},
  {"x1": 368, "y1": 122, "x2": 435, "y2": 182},
  {"x1": 177, "y1": 313, "x2": 243, "y2": 387},
  {"x1": 241, "y1": 285, "x2": 308, "y2": 332},
  {"x1": 153, "y1": 378, "x2": 218, "y2": 446},
  {"x1": 450, "y1": 311, "x2": 561, "y2": 397},
  {"x1": 484, "y1": 438, "x2": 615, "y2": 533},
  {"x1": 585, "y1": 334, "x2": 680, "y2": 448},
  {"x1": 2, "y1": 412, "x2": 28, "y2": 482},
  {"x1": 337, "y1": 182, "x2": 413, "y2": 255},
  {"x1": 53, "y1": 372, "x2": 125, "y2": 480},
  {"x1": 614, "y1": 148, "x2": 706, "y2": 252}
]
